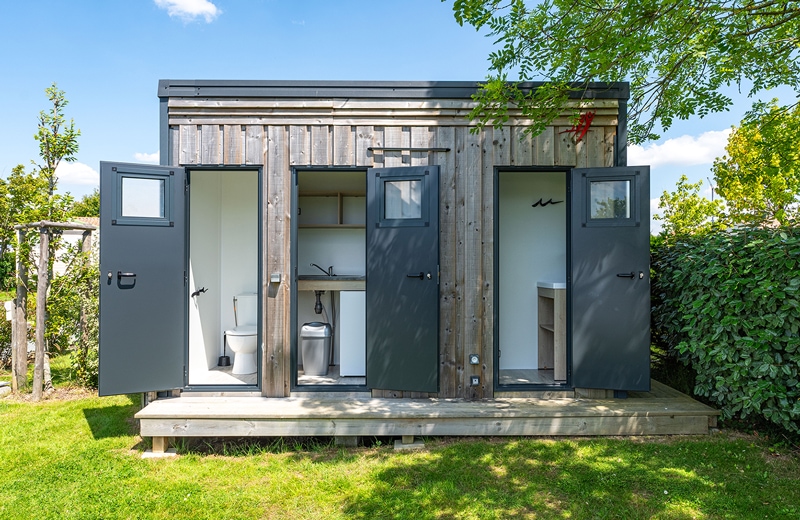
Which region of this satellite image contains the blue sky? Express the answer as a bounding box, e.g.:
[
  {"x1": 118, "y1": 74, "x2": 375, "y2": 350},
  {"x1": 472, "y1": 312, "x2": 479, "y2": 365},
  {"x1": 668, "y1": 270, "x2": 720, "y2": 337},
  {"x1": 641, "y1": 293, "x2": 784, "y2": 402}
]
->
[{"x1": 0, "y1": 0, "x2": 794, "y2": 231}]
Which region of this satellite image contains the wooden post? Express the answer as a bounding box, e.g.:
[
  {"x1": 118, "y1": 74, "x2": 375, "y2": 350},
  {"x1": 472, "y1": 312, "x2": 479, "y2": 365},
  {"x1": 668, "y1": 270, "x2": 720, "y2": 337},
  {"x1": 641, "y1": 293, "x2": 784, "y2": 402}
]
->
[
  {"x1": 77, "y1": 231, "x2": 92, "y2": 362},
  {"x1": 32, "y1": 227, "x2": 49, "y2": 402},
  {"x1": 11, "y1": 228, "x2": 28, "y2": 392}
]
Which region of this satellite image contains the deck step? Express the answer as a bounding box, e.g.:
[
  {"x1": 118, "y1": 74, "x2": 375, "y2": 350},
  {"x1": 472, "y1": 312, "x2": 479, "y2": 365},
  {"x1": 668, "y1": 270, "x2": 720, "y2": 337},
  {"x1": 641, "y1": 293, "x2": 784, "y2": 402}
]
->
[{"x1": 136, "y1": 381, "x2": 719, "y2": 439}]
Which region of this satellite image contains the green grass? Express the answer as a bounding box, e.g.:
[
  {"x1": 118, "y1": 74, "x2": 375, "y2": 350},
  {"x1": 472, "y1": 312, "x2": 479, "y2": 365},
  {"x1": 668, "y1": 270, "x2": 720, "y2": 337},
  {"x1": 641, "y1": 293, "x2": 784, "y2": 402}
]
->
[
  {"x1": 0, "y1": 290, "x2": 12, "y2": 302},
  {"x1": 0, "y1": 352, "x2": 78, "y2": 391},
  {"x1": 2, "y1": 394, "x2": 799, "y2": 519}
]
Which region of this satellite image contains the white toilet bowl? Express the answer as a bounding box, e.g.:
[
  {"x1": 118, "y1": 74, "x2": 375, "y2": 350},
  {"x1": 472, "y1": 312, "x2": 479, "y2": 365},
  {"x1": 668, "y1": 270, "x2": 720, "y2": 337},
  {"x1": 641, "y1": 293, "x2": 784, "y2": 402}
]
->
[{"x1": 226, "y1": 326, "x2": 257, "y2": 375}]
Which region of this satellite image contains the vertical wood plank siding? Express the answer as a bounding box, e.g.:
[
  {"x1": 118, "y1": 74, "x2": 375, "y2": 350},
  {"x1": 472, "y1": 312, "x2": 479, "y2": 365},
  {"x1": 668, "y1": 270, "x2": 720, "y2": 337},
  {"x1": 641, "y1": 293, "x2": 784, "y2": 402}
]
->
[{"x1": 167, "y1": 97, "x2": 618, "y2": 399}]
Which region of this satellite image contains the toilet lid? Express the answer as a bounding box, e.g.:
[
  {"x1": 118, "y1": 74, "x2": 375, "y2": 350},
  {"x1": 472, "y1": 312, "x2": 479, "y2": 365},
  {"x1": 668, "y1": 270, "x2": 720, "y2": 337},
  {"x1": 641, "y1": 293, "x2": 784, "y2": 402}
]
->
[{"x1": 226, "y1": 326, "x2": 257, "y2": 336}]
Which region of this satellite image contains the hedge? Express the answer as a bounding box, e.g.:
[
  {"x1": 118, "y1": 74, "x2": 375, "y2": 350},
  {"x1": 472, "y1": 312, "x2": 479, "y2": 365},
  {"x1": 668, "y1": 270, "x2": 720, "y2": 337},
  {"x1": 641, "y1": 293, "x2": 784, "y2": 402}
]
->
[{"x1": 652, "y1": 227, "x2": 800, "y2": 433}]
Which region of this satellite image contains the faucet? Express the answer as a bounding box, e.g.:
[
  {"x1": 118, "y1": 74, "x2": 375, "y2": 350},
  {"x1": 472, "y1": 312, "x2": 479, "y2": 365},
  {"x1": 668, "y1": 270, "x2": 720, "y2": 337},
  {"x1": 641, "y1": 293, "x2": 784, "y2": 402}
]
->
[{"x1": 310, "y1": 263, "x2": 334, "y2": 276}]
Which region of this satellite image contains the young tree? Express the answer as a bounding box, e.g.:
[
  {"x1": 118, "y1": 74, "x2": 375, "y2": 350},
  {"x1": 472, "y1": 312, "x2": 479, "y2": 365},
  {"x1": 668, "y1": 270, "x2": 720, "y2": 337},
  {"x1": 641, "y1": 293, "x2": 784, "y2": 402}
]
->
[
  {"x1": 35, "y1": 83, "x2": 80, "y2": 208},
  {"x1": 654, "y1": 175, "x2": 724, "y2": 238},
  {"x1": 448, "y1": 0, "x2": 800, "y2": 143},
  {"x1": 713, "y1": 101, "x2": 800, "y2": 226},
  {"x1": 29, "y1": 83, "x2": 80, "y2": 400}
]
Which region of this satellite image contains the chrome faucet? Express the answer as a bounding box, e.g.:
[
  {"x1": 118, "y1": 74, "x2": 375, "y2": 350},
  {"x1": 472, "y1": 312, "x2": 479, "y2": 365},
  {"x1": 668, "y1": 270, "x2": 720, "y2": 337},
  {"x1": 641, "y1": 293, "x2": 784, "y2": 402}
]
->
[{"x1": 310, "y1": 263, "x2": 334, "y2": 276}]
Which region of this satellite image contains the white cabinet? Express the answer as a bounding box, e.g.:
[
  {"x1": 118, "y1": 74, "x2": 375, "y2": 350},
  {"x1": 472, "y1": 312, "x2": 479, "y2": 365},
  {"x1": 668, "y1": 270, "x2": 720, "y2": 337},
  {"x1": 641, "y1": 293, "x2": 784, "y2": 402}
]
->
[{"x1": 339, "y1": 291, "x2": 366, "y2": 376}]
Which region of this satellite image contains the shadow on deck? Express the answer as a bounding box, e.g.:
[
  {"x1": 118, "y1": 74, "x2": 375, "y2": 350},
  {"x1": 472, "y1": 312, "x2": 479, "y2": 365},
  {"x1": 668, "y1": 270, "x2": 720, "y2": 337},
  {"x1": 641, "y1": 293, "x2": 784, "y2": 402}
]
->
[{"x1": 135, "y1": 380, "x2": 719, "y2": 452}]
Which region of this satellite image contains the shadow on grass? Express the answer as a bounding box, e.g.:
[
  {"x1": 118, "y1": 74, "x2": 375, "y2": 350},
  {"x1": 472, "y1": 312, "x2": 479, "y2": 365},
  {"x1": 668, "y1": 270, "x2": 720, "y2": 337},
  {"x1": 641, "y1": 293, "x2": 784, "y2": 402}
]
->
[
  {"x1": 82, "y1": 394, "x2": 140, "y2": 439},
  {"x1": 339, "y1": 438, "x2": 738, "y2": 519}
]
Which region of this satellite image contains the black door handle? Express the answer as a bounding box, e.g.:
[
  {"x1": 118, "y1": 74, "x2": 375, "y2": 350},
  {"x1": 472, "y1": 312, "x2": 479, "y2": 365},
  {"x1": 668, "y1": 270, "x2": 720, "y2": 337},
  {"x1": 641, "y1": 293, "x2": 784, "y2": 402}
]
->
[
  {"x1": 407, "y1": 272, "x2": 424, "y2": 280},
  {"x1": 117, "y1": 271, "x2": 136, "y2": 280},
  {"x1": 616, "y1": 272, "x2": 635, "y2": 279}
]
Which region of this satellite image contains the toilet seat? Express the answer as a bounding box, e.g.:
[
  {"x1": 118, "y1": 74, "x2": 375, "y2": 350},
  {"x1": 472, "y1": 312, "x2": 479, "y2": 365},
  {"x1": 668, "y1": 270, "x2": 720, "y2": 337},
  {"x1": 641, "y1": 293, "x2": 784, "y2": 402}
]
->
[{"x1": 226, "y1": 326, "x2": 257, "y2": 336}]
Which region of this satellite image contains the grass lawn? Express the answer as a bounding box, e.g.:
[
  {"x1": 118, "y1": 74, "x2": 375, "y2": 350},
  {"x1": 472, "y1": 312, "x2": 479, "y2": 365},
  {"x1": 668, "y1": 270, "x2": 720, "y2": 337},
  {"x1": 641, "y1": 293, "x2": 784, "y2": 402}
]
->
[{"x1": 1, "y1": 392, "x2": 798, "y2": 519}]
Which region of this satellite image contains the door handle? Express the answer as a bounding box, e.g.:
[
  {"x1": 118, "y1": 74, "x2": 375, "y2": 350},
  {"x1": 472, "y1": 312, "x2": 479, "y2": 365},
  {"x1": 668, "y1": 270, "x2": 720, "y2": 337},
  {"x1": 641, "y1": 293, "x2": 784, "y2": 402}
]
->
[
  {"x1": 117, "y1": 271, "x2": 137, "y2": 280},
  {"x1": 616, "y1": 272, "x2": 635, "y2": 279},
  {"x1": 407, "y1": 272, "x2": 424, "y2": 280}
]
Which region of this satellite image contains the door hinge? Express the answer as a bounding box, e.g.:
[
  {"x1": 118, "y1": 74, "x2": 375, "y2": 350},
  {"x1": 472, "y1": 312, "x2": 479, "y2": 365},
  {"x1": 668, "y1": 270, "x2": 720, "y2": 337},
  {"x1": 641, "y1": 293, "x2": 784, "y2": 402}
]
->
[
  {"x1": 184, "y1": 366, "x2": 188, "y2": 379},
  {"x1": 184, "y1": 271, "x2": 187, "y2": 286},
  {"x1": 498, "y1": 350, "x2": 501, "y2": 358}
]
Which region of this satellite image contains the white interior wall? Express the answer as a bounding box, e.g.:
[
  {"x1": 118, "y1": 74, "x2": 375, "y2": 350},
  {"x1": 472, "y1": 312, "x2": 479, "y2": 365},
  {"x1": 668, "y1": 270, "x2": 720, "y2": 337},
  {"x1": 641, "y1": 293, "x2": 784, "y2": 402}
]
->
[
  {"x1": 188, "y1": 170, "x2": 258, "y2": 383},
  {"x1": 498, "y1": 171, "x2": 566, "y2": 370},
  {"x1": 189, "y1": 172, "x2": 222, "y2": 379},
  {"x1": 220, "y1": 171, "x2": 259, "y2": 334},
  {"x1": 297, "y1": 229, "x2": 365, "y2": 276}
]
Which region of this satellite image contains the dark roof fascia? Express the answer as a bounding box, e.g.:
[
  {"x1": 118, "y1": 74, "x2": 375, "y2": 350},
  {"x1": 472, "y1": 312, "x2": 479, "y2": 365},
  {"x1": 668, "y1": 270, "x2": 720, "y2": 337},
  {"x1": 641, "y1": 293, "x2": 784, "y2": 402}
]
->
[{"x1": 158, "y1": 79, "x2": 629, "y2": 101}]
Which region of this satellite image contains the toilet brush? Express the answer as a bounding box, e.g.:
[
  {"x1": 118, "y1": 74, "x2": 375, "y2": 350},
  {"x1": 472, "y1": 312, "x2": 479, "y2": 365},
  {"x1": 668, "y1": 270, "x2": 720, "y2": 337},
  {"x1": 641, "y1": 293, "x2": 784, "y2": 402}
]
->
[
  {"x1": 219, "y1": 295, "x2": 239, "y2": 367},
  {"x1": 218, "y1": 336, "x2": 231, "y2": 367}
]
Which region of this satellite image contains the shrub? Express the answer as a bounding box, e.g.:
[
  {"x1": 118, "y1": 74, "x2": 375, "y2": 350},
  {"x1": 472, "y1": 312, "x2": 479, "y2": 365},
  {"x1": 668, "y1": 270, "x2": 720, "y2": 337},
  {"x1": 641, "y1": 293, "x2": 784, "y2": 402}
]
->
[
  {"x1": 0, "y1": 252, "x2": 14, "y2": 291},
  {"x1": 652, "y1": 227, "x2": 800, "y2": 433},
  {"x1": 46, "y1": 242, "x2": 99, "y2": 388},
  {"x1": 0, "y1": 317, "x2": 11, "y2": 370}
]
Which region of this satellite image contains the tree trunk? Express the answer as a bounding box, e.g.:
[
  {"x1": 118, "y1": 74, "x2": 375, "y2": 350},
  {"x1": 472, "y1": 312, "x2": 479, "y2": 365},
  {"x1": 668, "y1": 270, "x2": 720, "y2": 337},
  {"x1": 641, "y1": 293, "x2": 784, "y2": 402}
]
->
[
  {"x1": 11, "y1": 229, "x2": 28, "y2": 392},
  {"x1": 43, "y1": 351, "x2": 53, "y2": 393},
  {"x1": 78, "y1": 231, "x2": 91, "y2": 360},
  {"x1": 32, "y1": 227, "x2": 49, "y2": 402}
]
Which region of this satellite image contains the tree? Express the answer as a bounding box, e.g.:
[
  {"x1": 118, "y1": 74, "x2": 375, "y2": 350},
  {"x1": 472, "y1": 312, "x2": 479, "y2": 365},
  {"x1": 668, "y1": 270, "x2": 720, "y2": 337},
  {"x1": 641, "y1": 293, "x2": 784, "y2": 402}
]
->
[
  {"x1": 448, "y1": 0, "x2": 800, "y2": 143},
  {"x1": 71, "y1": 189, "x2": 99, "y2": 217},
  {"x1": 0, "y1": 165, "x2": 49, "y2": 262},
  {"x1": 713, "y1": 101, "x2": 800, "y2": 226},
  {"x1": 35, "y1": 83, "x2": 80, "y2": 209},
  {"x1": 28, "y1": 84, "x2": 80, "y2": 400},
  {"x1": 654, "y1": 175, "x2": 724, "y2": 238}
]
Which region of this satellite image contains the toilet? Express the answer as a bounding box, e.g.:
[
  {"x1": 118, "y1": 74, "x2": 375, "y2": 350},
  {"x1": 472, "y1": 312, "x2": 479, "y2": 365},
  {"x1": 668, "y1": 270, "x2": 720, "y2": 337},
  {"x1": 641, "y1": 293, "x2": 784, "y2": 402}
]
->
[{"x1": 225, "y1": 294, "x2": 258, "y2": 375}]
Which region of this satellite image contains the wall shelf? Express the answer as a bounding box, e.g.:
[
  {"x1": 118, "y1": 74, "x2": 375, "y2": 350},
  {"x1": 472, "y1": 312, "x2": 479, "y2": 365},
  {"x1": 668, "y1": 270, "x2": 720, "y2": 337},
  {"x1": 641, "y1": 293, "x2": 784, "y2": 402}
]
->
[
  {"x1": 298, "y1": 224, "x2": 365, "y2": 229},
  {"x1": 537, "y1": 284, "x2": 566, "y2": 382},
  {"x1": 297, "y1": 192, "x2": 366, "y2": 228}
]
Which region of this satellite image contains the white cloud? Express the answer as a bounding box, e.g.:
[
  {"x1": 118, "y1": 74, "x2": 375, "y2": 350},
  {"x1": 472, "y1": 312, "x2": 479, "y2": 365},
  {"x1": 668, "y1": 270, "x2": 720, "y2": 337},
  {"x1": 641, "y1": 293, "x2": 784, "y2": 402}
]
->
[
  {"x1": 154, "y1": 0, "x2": 221, "y2": 23},
  {"x1": 134, "y1": 151, "x2": 160, "y2": 163},
  {"x1": 55, "y1": 161, "x2": 99, "y2": 186},
  {"x1": 628, "y1": 129, "x2": 731, "y2": 168}
]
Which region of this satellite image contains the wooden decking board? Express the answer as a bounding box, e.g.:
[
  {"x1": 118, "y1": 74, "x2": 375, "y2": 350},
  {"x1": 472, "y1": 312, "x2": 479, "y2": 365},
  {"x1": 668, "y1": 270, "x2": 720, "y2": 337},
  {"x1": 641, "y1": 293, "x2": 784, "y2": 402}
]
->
[
  {"x1": 140, "y1": 415, "x2": 710, "y2": 438},
  {"x1": 135, "y1": 380, "x2": 718, "y2": 438},
  {"x1": 136, "y1": 397, "x2": 714, "y2": 420}
]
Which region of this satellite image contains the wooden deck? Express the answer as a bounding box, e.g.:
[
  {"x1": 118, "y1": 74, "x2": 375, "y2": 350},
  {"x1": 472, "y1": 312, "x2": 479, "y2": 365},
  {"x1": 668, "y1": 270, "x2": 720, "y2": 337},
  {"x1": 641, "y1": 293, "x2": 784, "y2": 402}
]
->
[{"x1": 136, "y1": 381, "x2": 718, "y2": 451}]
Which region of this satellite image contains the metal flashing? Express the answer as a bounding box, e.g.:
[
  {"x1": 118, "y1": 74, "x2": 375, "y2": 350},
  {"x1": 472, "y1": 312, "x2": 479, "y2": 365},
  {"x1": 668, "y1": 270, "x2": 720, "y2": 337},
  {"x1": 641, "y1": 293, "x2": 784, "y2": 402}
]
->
[{"x1": 158, "y1": 79, "x2": 630, "y2": 101}]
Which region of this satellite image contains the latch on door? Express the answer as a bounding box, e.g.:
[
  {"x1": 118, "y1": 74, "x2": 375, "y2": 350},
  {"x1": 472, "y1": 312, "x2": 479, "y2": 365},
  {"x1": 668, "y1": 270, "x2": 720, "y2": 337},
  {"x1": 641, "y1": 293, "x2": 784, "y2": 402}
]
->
[
  {"x1": 616, "y1": 272, "x2": 635, "y2": 279},
  {"x1": 406, "y1": 272, "x2": 432, "y2": 280}
]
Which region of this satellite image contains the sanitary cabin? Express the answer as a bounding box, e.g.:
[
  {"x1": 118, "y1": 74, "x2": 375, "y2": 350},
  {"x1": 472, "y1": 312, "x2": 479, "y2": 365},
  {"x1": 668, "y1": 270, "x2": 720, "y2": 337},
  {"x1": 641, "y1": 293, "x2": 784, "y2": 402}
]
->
[{"x1": 98, "y1": 81, "x2": 717, "y2": 449}]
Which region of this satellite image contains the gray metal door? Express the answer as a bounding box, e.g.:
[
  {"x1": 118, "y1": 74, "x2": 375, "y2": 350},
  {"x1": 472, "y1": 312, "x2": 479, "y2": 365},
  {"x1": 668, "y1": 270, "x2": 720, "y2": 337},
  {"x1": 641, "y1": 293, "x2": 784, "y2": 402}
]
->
[
  {"x1": 570, "y1": 166, "x2": 650, "y2": 391},
  {"x1": 366, "y1": 166, "x2": 439, "y2": 393},
  {"x1": 98, "y1": 162, "x2": 186, "y2": 396}
]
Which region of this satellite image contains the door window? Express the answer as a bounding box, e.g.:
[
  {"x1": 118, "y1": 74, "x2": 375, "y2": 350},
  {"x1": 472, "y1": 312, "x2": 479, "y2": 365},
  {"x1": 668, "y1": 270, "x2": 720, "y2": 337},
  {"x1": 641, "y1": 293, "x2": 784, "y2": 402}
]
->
[
  {"x1": 376, "y1": 172, "x2": 430, "y2": 228},
  {"x1": 113, "y1": 170, "x2": 174, "y2": 227},
  {"x1": 384, "y1": 180, "x2": 422, "y2": 219},
  {"x1": 590, "y1": 180, "x2": 630, "y2": 219},
  {"x1": 121, "y1": 177, "x2": 166, "y2": 218},
  {"x1": 584, "y1": 175, "x2": 638, "y2": 227}
]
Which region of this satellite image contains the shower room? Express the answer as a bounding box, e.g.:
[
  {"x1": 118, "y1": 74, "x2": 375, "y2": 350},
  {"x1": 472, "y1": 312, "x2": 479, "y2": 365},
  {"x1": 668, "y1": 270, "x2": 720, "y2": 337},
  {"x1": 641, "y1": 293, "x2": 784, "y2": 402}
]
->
[
  {"x1": 294, "y1": 170, "x2": 367, "y2": 387},
  {"x1": 497, "y1": 170, "x2": 568, "y2": 387},
  {"x1": 187, "y1": 169, "x2": 260, "y2": 387}
]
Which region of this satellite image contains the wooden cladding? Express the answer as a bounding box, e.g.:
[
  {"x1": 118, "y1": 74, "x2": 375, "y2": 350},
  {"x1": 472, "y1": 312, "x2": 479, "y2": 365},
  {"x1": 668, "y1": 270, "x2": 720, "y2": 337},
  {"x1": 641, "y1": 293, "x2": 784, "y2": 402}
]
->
[
  {"x1": 171, "y1": 123, "x2": 616, "y2": 170},
  {"x1": 167, "y1": 97, "x2": 618, "y2": 400}
]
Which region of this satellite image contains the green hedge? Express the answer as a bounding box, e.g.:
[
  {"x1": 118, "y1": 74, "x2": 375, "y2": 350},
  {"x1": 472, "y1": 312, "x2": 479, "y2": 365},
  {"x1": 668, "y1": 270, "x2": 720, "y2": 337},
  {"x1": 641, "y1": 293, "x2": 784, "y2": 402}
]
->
[{"x1": 652, "y1": 227, "x2": 800, "y2": 433}]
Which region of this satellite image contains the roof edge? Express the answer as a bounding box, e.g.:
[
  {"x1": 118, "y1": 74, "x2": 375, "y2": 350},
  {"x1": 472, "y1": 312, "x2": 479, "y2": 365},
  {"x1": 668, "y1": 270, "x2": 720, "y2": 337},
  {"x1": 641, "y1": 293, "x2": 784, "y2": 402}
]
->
[{"x1": 158, "y1": 80, "x2": 629, "y2": 100}]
